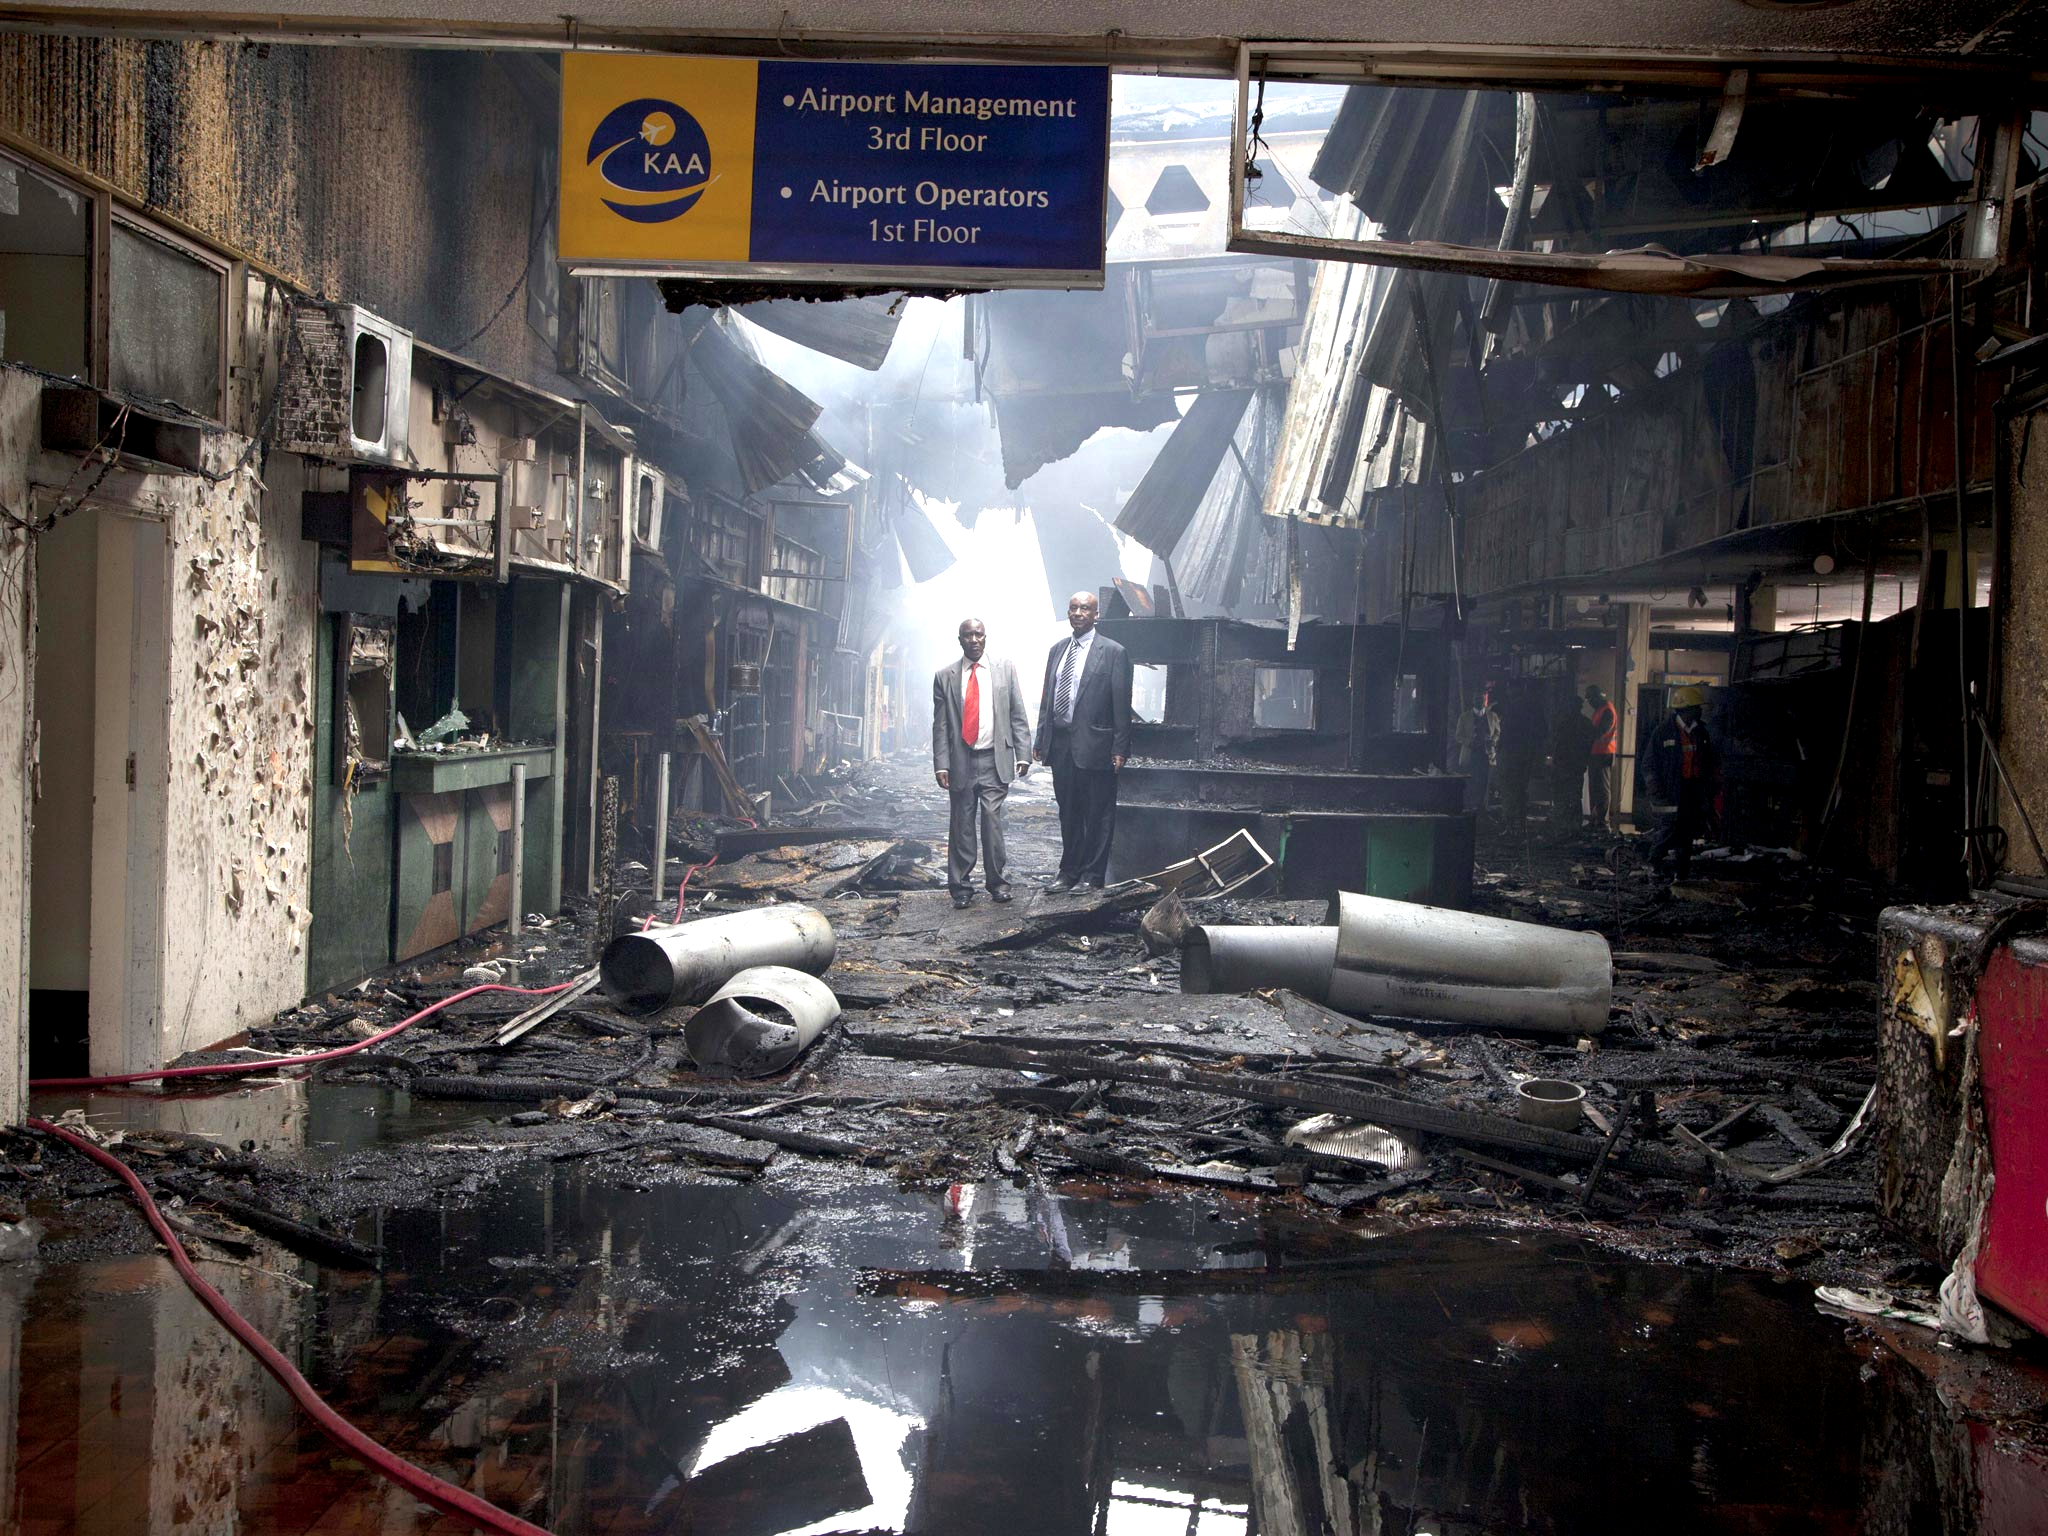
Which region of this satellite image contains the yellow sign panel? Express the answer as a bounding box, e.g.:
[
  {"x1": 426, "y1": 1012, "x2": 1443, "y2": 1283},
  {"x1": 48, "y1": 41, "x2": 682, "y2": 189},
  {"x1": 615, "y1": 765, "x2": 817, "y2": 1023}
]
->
[{"x1": 559, "y1": 54, "x2": 758, "y2": 266}]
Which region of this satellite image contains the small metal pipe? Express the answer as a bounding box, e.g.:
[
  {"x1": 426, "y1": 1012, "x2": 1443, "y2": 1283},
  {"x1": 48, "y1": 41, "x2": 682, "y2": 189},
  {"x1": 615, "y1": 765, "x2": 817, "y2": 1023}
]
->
[
  {"x1": 600, "y1": 903, "x2": 836, "y2": 1015},
  {"x1": 652, "y1": 752, "x2": 671, "y2": 906},
  {"x1": 684, "y1": 965, "x2": 841, "y2": 1078},
  {"x1": 508, "y1": 763, "x2": 527, "y2": 938}
]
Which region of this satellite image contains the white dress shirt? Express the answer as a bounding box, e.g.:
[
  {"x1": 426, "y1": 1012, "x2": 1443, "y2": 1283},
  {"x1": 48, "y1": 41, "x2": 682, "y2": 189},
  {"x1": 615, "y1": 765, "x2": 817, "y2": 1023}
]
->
[
  {"x1": 962, "y1": 660, "x2": 994, "y2": 750},
  {"x1": 1055, "y1": 629, "x2": 1095, "y2": 727}
]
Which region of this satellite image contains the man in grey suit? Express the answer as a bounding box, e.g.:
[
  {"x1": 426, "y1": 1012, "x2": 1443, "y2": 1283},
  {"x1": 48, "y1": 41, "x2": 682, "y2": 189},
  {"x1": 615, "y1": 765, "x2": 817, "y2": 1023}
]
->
[
  {"x1": 933, "y1": 617, "x2": 1032, "y2": 909},
  {"x1": 1034, "y1": 591, "x2": 1133, "y2": 891}
]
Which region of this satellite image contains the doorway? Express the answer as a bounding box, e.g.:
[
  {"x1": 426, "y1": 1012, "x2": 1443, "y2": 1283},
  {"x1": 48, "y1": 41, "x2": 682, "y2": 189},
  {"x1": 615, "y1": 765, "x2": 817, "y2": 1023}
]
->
[
  {"x1": 27, "y1": 505, "x2": 96, "y2": 1076},
  {"x1": 26, "y1": 500, "x2": 172, "y2": 1079}
]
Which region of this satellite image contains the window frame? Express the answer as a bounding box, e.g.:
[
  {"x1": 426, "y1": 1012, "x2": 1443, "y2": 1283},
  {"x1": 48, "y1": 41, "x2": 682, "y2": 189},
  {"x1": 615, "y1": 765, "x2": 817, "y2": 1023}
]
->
[
  {"x1": 106, "y1": 211, "x2": 233, "y2": 422},
  {"x1": 1251, "y1": 664, "x2": 1319, "y2": 732},
  {"x1": 0, "y1": 144, "x2": 95, "y2": 385},
  {"x1": 1131, "y1": 661, "x2": 1172, "y2": 725},
  {"x1": 0, "y1": 139, "x2": 236, "y2": 423},
  {"x1": 1, "y1": 140, "x2": 241, "y2": 421}
]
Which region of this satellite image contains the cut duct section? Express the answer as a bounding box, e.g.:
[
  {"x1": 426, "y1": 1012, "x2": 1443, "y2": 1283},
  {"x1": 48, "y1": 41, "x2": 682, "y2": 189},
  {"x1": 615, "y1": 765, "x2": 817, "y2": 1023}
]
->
[
  {"x1": 601, "y1": 904, "x2": 836, "y2": 1015},
  {"x1": 684, "y1": 965, "x2": 841, "y2": 1077},
  {"x1": 1182, "y1": 925, "x2": 1338, "y2": 998},
  {"x1": 1182, "y1": 891, "x2": 1612, "y2": 1036}
]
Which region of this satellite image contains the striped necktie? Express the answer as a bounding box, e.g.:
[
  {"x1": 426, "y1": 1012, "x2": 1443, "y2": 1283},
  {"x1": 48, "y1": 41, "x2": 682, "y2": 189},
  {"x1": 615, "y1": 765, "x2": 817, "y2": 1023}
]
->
[{"x1": 1054, "y1": 638, "x2": 1080, "y2": 723}]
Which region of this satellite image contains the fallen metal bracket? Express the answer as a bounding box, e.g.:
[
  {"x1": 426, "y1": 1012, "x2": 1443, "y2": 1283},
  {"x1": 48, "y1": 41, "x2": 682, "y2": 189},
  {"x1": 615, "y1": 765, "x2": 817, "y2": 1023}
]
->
[
  {"x1": 1140, "y1": 828, "x2": 1275, "y2": 901},
  {"x1": 493, "y1": 967, "x2": 601, "y2": 1046}
]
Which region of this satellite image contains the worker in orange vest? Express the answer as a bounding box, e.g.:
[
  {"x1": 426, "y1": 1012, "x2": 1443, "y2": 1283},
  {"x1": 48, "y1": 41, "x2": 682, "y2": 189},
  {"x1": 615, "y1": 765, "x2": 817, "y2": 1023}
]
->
[{"x1": 1584, "y1": 684, "x2": 1619, "y2": 832}]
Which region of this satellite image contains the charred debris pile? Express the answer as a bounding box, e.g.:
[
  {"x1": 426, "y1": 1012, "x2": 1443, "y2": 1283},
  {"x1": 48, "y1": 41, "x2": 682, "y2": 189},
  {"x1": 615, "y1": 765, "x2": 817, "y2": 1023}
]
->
[{"x1": 24, "y1": 756, "x2": 1913, "y2": 1292}]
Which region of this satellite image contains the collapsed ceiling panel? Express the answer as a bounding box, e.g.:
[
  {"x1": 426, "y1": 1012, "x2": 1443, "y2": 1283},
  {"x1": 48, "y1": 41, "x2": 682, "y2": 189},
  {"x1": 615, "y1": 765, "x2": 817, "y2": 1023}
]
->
[
  {"x1": 884, "y1": 481, "x2": 958, "y2": 583},
  {"x1": 1114, "y1": 389, "x2": 1252, "y2": 554},
  {"x1": 1252, "y1": 82, "x2": 1985, "y2": 298},
  {"x1": 1231, "y1": 229, "x2": 1972, "y2": 298},
  {"x1": 992, "y1": 389, "x2": 1181, "y2": 488},
  {"x1": 1173, "y1": 384, "x2": 1287, "y2": 609},
  {"x1": 691, "y1": 316, "x2": 871, "y2": 496},
  {"x1": 736, "y1": 294, "x2": 906, "y2": 372},
  {"x1": 1305, "y1": 84, "x2": 1980, "y2": 257}
]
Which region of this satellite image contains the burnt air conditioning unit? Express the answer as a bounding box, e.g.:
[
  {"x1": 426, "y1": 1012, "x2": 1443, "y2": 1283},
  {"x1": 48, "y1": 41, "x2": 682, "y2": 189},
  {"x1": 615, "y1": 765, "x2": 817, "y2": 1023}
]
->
[
  {"x1": 341, "y1": 308, "x2": 413, "y2": 461},
  {"x1": 629, "y1": 461, "x2": 666, "y2": 555},
  {"x1": 278, "y1": 304, "x2": 413, "y2": 464}
]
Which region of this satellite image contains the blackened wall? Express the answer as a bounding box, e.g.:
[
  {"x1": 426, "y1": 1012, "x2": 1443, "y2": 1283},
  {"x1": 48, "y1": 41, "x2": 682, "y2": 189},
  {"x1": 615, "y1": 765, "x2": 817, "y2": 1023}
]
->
[{"x1": 0, "y1": 34, "x2": 570, "y2": 392}]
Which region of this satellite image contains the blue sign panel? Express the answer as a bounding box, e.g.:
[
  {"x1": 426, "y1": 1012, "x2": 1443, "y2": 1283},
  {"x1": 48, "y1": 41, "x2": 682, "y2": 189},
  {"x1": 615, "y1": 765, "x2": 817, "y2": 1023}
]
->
[{"x1": 748, "y1": 61, "x2": 1109, "y2": 281}]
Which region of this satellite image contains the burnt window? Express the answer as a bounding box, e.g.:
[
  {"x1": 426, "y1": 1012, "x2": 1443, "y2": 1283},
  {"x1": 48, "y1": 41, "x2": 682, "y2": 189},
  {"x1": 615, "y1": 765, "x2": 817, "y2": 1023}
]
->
[
  {"x1": 496, "y1": 828, "x2": 515, "y2": 874},
  {"x1": 0, "y1": 150, "x2": 89, "y2": 380},
  {"x1": 1253, "y1": 667, "x2": 1316, "y2": 731},
  {"x1": 1132, "y1": 663, "x2": 1170, "y2": 725},
  {"x1": 431, "y1": 841, "x2": 454, "y2": 894},
  {"x1": 109, "y1": 221, "x2": 224, "y2": 419},
  {"x1": 351, "y1": 330, "x2": 388, "y2": 444},
  {"x1": 637, "y1": 472, "x2": 659, "y2": 544}
]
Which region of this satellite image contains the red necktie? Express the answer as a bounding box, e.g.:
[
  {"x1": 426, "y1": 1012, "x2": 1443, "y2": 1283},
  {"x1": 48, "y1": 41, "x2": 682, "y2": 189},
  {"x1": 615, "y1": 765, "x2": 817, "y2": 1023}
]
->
[{"x1": 961, "y1": 664, "x2": 979, "y2": 748}]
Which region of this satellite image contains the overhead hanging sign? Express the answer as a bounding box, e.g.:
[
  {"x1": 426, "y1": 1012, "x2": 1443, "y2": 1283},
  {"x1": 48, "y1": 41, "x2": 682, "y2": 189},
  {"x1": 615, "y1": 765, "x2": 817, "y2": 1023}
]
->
[{"x1": 560, "y1": 54, "x2": 1110, "y2": 289}]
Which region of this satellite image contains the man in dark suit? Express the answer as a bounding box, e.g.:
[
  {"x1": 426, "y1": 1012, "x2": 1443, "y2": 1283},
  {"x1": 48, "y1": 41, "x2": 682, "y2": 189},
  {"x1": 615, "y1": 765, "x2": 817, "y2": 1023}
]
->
[
  {"x1": 1034, "y1": 591, "x2": 1133, "y2": 891},
  {"x1": 933, "y1": 618, "x2": 1031, "y2": 909}
]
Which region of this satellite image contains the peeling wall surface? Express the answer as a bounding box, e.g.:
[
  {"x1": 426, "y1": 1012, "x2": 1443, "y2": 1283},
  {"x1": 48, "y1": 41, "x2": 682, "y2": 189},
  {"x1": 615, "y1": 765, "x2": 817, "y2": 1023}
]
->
[
  {"x1": 0, "y1": 368, "x2": 318, "y2": 1091},
  {"x1": 158, "y1": 447, "x2": 318, "y2": 1058},
  {"x1": 0, "y1": 374, "x2": 36, "y2": 1122},
  {"x1": 2000, "y1": 405, "x2": 2048, "y2": 877}
]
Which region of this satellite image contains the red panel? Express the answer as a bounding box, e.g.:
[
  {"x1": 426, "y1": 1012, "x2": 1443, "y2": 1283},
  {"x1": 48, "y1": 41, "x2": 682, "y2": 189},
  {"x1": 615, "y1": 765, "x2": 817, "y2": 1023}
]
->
[
  {"x1": 1972, "y1": 1422, "x2": 2048, "y2": 1536},
  {"x1": 1975, "y1": 944, "x2": 2048, "y2": 1337}
]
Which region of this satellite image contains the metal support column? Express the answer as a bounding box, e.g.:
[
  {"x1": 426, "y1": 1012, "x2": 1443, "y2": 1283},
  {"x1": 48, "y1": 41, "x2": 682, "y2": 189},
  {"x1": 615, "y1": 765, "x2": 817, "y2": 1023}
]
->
[
  {"x1": 509, "y1": 763, "x2": 527, "y2": 937},
  {"x1": 652, "y1": 752, "x2": 671, "y2": 905},
  {"x1": 1613, "y1": 602, "x2": 1651, "y2": 825}
]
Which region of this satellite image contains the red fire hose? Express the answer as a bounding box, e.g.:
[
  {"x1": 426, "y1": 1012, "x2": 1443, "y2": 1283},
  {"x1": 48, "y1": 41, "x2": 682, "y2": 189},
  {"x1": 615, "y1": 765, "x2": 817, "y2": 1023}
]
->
[
  {"x1": 29, "y1": 978, "x2": 576, "y2": 1090},
  {"x1": 27, "y1": 1117, "x2": 553, "y2": 1535},
  {"x1": 25, "y1": 978, "x2": 585, "y2": 1532}
]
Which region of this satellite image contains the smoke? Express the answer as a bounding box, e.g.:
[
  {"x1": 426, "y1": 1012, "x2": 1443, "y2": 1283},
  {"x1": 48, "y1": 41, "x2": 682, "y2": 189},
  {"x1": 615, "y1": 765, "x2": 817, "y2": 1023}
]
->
[
  {"x1": 739, "y1": 295, "x2": 965, "y2": 455},
  {"x1": 742, "y1": 295, "x2": 1167, "y2": 721},
  {"x1": 892, "y1": 490, "x2": 1152, "y2": 739}
]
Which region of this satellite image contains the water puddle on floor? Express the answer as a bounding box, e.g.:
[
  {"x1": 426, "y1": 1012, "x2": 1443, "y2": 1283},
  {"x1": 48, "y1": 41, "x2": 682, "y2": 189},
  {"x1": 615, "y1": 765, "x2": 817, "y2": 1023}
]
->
[{"x1": 5, "y1": 1088, "x2": 2015, "y2": 1534}]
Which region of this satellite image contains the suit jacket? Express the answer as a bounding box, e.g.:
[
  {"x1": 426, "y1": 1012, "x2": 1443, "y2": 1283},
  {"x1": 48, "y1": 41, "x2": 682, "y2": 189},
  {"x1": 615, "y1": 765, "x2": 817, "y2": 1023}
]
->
[
  {"x1": 933, "y1": 656, "x2": 1031, "y2": 786},
  {"x1": 1034, "y1": 631, "x2": 1133, "y2": 770}
]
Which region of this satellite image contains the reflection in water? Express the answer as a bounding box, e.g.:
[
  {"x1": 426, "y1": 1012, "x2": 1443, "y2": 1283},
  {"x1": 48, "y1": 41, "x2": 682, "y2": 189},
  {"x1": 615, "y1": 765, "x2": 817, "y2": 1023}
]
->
[
  {"x1": 686, "y1": 1386, "x2": 919, "y2": 1534},
  {"x1": 9, "y1": 1089, "x2": 2033, "y2": 1533}
]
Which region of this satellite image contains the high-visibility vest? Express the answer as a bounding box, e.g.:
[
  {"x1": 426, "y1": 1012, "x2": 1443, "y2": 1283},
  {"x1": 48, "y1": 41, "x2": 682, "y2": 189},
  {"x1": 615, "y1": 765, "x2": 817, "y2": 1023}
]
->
[{"x1": 1590, "y1": 701, "x2": 1618, "y2": 756}]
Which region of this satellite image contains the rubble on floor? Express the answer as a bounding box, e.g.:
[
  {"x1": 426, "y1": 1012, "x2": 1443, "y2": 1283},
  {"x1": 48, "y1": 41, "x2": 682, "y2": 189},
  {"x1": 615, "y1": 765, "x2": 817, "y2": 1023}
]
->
[{"x1": 10, "y1": 752, "x2": 1947, "y2": 1307}]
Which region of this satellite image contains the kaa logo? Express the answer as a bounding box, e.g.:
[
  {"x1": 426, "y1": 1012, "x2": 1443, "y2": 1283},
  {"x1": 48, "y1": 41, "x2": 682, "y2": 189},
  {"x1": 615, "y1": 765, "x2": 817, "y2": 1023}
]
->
[{"x1": 586, "y1": 98, "x2": 714, "y2": 223}]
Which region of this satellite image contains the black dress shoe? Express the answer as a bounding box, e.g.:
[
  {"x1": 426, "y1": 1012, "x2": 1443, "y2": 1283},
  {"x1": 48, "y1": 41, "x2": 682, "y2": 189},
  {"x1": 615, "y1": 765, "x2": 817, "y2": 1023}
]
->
[
  {"x1": 990, "y1": 887, "x2": 1014, "y2": 904},
  {"x1": 1047, "y1": 878, "x2": 1075, "y2": 893},
  {"x1": 1074, "y1": 878, "x2": 1102, "y2": 890},
  {"x1": 952, "y1": 891, "x2": 974, "y2": 909}
]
